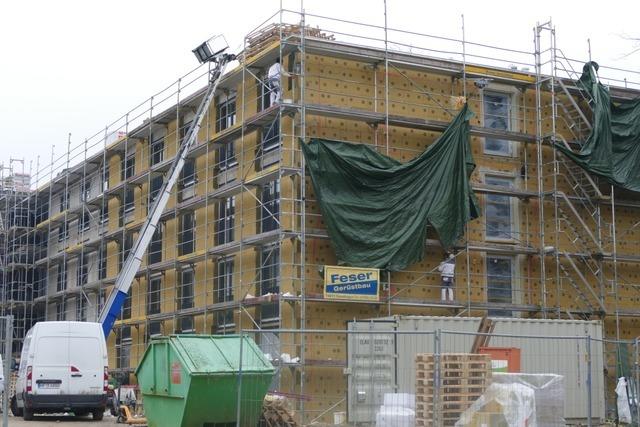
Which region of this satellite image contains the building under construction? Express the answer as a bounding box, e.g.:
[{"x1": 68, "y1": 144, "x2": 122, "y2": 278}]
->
[{"x1": 2, "y1": 7, "x2": 640, "y2": 424}]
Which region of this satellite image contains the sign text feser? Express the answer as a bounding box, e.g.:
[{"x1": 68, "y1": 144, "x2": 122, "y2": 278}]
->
[{"x1": 324, "y1": 266, "x2": 380, "y2": 301}]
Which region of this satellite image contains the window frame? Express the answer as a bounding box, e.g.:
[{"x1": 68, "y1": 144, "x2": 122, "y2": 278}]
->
[
  {"x1": 215, "y1": 95, "x2": 237, "y2": 133},
  {"x1": 122, "y1": 232, "x2": 134, "y2": 270},
  {"x1": 79, "y1": 210, "x2": 91, "y2": 232},
  {"x1": 76, "y1": 255, "x2": 88, "y2": 287},
  {"x1": 147, "y1": 275, "x2": 162, "y2": 316},
  {"x1": 99, "y1": 202, "x2": 109, "y2": 226},
  {"x1": 123, "y1": 186, "x2": 135, "y2": 214},
  {"x1": 486, "y1": 255, "x2": 518, "y2": 317},
  {"x1": 57, "y1": 222, "x2": 68, "y2": 243},
  {"x1": 121, "y1": 151, "x2": 136, "y2": 181},
  {"x1": 149, "y1": 175, "x2": 163, "y2": 204},
  {"x1": 80, "y1": 179, "x2": 91, "y2": 202},
  {"x1": 56, "y1": 301, "x2": 66, "y2": 321},
  {"x1": 98, "y1": 244, "x2": 107, "y2": 280},
  {"x1": 76, "y1": 297, "x2": 87, "y2": 322},
  {"x1": 260, "y1": 180, "x2": 280, "y2": 233},
  {"x1": 483, "y1": 174, "x2": 518, "y2": 242},
  {"x1": 215, "y1": 257, "x2": 234, "y2": 304},
  {"x1": 259, "y1": 245, "x2": 280, "y2": 322},
  {"x1": 149, "y1": 133, "x2": 165, "y2": 166},
  {"x1": 260, "y1": 119, "x2": 280, "y2": 154},
  {"x1": 56, "y1": 263, "x2": 66, "y2": 292},
  {"x1": 102, "y1": 164, "x2": 110, "y2": 193},
  {"x1": 258, "y1": 74, "x2": 272, "y2": 112},
  {"x1": 216, "y1": 197, "x2": 235, "y2": 245},
  {"x1": 214, "y1": 257, "x2": 235, "y2": 331},
  {"x1": 59, "y1": 192, "x2": 69, "y2": 213},
  {"x1": 178, "y1": 269, "x2": 195, "y2": 333},
  {"x1": 218, "y1": 141, "x2": 237, "y2": 171},
  {"x1": 115, "y1": 326, "x2": 132, "y2": 370},
  {"x1": 179, "y1": 119, "x2": 193, "y2": 142},
  {"x1": 148, "y1": 224, "x2": 163, "y2": 265},
  {"x1": 121, "y1": 290, "x2": 132, "y2": 320},
  {"x1": 482, "y1": 89, "x2": 516, "y2": 157},
  {"x1": 178, "y1": 211, "x2": 195, "y2": 256},
  {"x1": 180, "y1": 158, "x2": 197, "y2": 190}
]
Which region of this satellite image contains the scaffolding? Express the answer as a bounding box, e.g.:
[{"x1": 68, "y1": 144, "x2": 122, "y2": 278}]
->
[
  {"x1": 2, "y1": 5, "x2": 640, "y2": 417},
  {"x1": 0, "y1": 160, "x2": 34, "y2": 354}
]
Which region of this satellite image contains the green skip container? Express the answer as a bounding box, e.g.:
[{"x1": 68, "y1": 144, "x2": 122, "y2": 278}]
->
[{"x1": 135, "y1": 334, "x2": 275, "y2": 427}]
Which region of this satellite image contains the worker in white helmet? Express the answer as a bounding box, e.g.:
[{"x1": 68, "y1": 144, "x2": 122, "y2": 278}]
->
[{"x1": 438, "y1": 252, "x2": 456, "y2": 302}]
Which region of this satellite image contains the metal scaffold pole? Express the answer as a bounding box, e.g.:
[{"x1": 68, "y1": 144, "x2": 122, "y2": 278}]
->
[
  {"x1": 534, "y1": 23, "x2": 548, "y2": 318},
  {"x1": 2, "y1": 316, "x2": 12, "y2": 427},
  {"x1": 612, "y1": 185, "x2": 619, "y2": 341},
  {"x1": 299, "y1": 2, "x2": 308, "y2": 421}
]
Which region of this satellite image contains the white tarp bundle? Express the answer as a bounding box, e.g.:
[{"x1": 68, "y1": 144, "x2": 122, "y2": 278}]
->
[
  {"x1": 375, "y1": 393, "x2": 415, "y2": 427},
  {"x1": 455, "y1": 382, "x2": 536, "y2": 427},
  {"x1": 617, "y1": 377, "x2": 632, "y2": 424},
  {"x1": 491, "y1": 373, "x2": 565, "y2": 427}
]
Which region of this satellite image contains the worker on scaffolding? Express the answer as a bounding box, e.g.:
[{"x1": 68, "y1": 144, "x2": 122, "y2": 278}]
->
[
  {"x1": 267, "y1": 57, "x2": 292, "y2": 106},
  {"x1": 438, "y1": 252, "x2": 456, "y2": 302}
]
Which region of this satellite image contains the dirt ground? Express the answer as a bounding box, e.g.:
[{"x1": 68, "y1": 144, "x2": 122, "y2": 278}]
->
[{"x1": 6, "y1": 412, "x2": 120, "y2": 426}]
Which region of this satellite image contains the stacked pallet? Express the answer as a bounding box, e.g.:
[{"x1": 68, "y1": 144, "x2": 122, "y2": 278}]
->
[
  {"x1": 244, "y1": 23, "x2": 335, "y2": 59},
  {"x1": 415, "y1": 353, "x2": 492, "y2": 426}
]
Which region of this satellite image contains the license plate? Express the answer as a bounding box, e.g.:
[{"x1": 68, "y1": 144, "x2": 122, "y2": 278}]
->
[{"x1": 38, "y1": 383, "x2": 60, "y2": 389}]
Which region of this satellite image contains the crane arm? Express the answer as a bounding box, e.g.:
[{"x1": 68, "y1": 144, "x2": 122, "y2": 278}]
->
[{"x1": 98, "y1": 53, "x2": 235, "y2": 337}]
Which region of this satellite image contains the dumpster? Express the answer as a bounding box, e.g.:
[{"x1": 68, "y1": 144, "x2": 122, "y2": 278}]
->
[{"x1": 135, "y1": 334, "x2": 275, "y2": 427}]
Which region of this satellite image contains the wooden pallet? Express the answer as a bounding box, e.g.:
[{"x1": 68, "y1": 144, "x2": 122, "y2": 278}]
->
[
  {"x1": 244, "y1": 23, "x2": 335, "y2": 59},
  {"x1": 415, "y1": 353, "x2": 491, "y2": 426}
]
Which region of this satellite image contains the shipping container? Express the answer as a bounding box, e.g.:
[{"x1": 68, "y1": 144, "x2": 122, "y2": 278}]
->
[{"x1": 347, "y1": 316, "x2": 604, "y2": 424}]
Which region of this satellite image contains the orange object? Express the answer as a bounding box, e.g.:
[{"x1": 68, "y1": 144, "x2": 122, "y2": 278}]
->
[{"x1": 478, "y1": 347, "x2": 521, "y2": 373}]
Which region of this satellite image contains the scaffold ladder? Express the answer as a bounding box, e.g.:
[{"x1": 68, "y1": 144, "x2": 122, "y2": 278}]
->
[{"x1": 98, "y1": 51, "x2": 235, "y2": 337}]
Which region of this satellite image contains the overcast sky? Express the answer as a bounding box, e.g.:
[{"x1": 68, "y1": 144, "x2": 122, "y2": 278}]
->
[{"x1": 1, "y1": 0, "x2": 638, "y2": 179}]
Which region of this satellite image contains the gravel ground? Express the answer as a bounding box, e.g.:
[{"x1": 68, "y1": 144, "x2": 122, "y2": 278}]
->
[{"x1": 6, "y1": 413, "x2": 120, "y2": 426}]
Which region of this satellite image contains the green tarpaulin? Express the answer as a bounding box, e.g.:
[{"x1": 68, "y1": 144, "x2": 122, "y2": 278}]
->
[
  {"x1": 300, "y1": 104, "x2": 480, "y2": 271},
  {"x1": 555, "y1": 61, "x2": 640, "y2": 192}
]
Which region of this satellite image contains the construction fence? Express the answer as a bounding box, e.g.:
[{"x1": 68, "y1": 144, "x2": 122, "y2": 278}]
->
[{"x1": 233, "y1": 327, "x2": 640, "y2": 427}]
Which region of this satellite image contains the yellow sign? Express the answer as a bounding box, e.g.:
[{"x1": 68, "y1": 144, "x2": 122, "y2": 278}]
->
[{"x1": 324, "y1": 266, "x2": 380, "y2": 302}]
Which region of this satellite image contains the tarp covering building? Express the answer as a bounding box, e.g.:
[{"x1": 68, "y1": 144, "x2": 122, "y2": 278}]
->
[
  {"x1": 300, "y1": 104, "x2": 480, "y2": 271},
  {"x1": 555, "y1": 61, "x2": 640, "y2": 192}
]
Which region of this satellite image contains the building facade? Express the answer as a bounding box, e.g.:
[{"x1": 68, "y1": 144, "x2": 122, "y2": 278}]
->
[{"x1": 2, "y1": 11, "x2": 640, "y2": 420}]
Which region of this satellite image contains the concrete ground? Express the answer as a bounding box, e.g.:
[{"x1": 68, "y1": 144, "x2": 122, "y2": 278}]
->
[{"x1": 6, "y1": 413, "x2": 120, "y2": 426}]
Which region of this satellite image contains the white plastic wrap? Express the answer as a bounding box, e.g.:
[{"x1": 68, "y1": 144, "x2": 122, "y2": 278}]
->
[
  {"x1": 455, "y1": 382, "x2": 536, "y2": 427},
  {"x1": 491, "y1": 373, "x2": 565, "y2": 427},
  {"x1": 617, "y1": 377, "x2": 632, "y2": 424},
  {"x1": 376, "y1": 393, "x2": 416, "y2": 427},
  {"x1": 383, "y1": 393, "x2": 415, "y2": 410},
  {"x1": 375, "y1": 405, "x2": 415, "y2": 427}
]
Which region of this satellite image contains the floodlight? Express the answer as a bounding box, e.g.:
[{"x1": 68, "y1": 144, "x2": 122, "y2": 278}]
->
[
  {"x1": 192, "y1": 35, "x2": 229, "y2": 64},
  {"x1": 473, "y1": 78, "x2": 492, "y2": 89}
]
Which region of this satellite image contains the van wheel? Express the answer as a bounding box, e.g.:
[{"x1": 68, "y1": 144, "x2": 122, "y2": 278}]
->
[
  {"x1": 10, "y1": 396, "x2": 22, "y2": 417},
  {"x1": 92, "y1": 409, "x2": 104, "y2": 421},
  {"x1": 23, "y1": 407, "x2": 34, "y2": 421}
]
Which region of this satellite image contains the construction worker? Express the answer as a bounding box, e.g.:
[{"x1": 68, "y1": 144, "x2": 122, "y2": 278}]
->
[
  {"x1": 438, "y1": 253, "x2": 456, "y2": 301},
  {"x1": 267, "y1": 57, "x2": 282, "y2": 106},
  {"x1": 267, "y1": 57, "x2": 293, "y2": 106}
]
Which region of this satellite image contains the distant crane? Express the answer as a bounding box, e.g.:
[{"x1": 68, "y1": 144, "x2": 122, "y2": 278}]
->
[{"x1": 98, "y1": 36, "x2": 235, "y2": 337}]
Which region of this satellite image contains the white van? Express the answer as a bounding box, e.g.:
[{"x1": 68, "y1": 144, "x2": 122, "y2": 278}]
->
[{"x1": 11, "y1": 321, "x2": 108, "y2": 420}]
